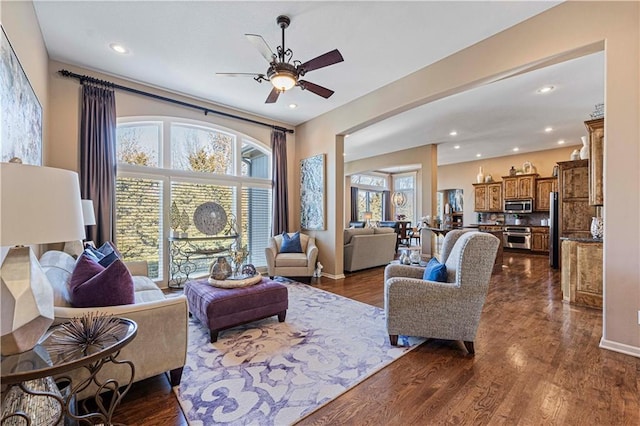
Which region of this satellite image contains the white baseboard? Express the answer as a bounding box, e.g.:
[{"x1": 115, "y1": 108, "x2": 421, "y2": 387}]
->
[
  {"x1": 321, "y1": 272, "x2": 345, "y2": 280},
  {"x1": 599, "y1": 337, "x2": 640, "y2": 358}
]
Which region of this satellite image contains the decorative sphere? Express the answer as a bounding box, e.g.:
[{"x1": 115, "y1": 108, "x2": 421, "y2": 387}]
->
[{"x1": 242, "y1": 264, "x2": 257, "y2": 276}]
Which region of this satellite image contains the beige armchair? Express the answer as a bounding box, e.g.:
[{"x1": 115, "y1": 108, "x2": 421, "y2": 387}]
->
[
  {"x1": 384, "y1": 230, "x2": 499, "y2": 354},
  {"x1": 265, "y1": 233, "x2": 318, "y2": 278}
]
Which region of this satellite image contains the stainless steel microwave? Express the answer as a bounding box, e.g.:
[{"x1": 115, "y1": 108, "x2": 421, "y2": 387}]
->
[{"x1": 504, "y1": 199, "x2": 533, "y2": 213}]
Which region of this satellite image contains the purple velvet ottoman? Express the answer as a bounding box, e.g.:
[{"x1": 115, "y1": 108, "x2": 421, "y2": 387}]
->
[{"x1": 184, "y1": 277, "x2": 288, "y2": 342}]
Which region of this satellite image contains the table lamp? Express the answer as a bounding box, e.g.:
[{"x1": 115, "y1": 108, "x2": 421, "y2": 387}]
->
[
  {"x1": 1, "y1": 162, "x2": 85, "y2": 356},
  {"x1": 363, "y1": 211, "x2": 373, "y2": 228},
  {"x1": 63, "y1": 199, "x2": 97, "y2": 255},
  {"x1": 81, "y1": 199, "x2": 97, "y2": 227}
]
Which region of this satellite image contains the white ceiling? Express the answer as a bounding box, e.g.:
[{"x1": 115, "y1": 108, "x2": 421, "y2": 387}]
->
[
  {"x1": 31, "y1": 0, "x2": 598, "y2": 167},
  {"x1": 347, "y1": 51, "x2": 604, "y2": 166}
]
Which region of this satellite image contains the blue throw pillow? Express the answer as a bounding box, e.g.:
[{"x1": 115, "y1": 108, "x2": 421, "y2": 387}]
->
[
  {"x1": 423, "y1": 257, "x2": 447, "y2": 282},
  {"x1": 280, "y1": 232, "x2": 303, "y2": 253},
  {"x1": 87, "y1": 242, "x2": 120, "y2": 267}
]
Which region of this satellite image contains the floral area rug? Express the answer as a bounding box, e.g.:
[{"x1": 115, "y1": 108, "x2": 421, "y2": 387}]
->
[{"x1": 174, "y1": 279, "x2": 424, "y2": 426}]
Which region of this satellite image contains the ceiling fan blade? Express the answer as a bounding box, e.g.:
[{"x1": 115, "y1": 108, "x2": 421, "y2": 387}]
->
[
  {"x1": 245, "y1": 34, "x2": 276, "y2": 63},
  {"x1": 216, "y1": 72, "x2": 265, "y2": 78},
  {"x1": 299, "y1": 49, "x2": 344, "y2": 73},
  {"x1": 299, "y1": 80, "x2": 335, "y2": 99},
  {"x1": 265, "y1": 87, "x2": 281, "y2": 104}
]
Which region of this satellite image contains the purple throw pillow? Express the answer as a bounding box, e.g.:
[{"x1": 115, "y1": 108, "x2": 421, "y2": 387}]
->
[{"x1": 69, "y1": 253, "x2": 135, "y2": 308}]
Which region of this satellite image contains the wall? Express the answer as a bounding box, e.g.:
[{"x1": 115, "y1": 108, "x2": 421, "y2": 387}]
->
[
  {"x1": 438, "y1": 146, "x2": 577, "y2": 226},
  {"x1": 48, "y1": 60, "x2": 295, "y2": 182},
  {"x1": 2, "y1": 1, "x2": 49, "y2": 161},
  {"x1": 296, "y1": 2, "x2": 640, "y2": 355}
]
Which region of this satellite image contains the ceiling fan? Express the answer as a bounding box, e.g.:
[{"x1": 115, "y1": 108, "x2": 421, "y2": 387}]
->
[{"x1": 217, "y1": 15, "x2": 344, "y2": 104}]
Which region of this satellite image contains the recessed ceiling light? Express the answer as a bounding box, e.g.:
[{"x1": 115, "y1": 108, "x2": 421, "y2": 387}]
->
[
  {"x1": 558, "y1": 139, "x2": 565, "y2": 144},
  {"x1": 109, "y1": 43, "x2": 129, "y2": 54},
  {"x1": 449, "y1": 131, "x2": 458, "y2": 136},
  {"x1": 288, "y1": 103, "x2": 297, "y2": 109},
  {"x1": 454, "y1": 145, "x2": 460, "y2": 150},
  {"x1": 544, "y1": 127, "x2": 553, "y2": 133},
  {"x1": 537, "y1": 85, "x2": 555, "y2": 94},
  {"x1": 345, "y1": 134, "x2": 350, "y2": 138},
  {"x1": 476, "y1": 153, "x2": 482, "y2": 158},
  {"x1": 513, "y1": 147, "x2": 520, "y2": 152}
]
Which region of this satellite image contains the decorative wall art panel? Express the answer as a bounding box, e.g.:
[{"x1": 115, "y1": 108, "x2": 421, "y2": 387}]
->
[
  {"x1": 300, "y1": 153, "x2": 325, "y2": 230},
  {"x1": 1, "y1": 27, "x2": 42, "y2": 165}
]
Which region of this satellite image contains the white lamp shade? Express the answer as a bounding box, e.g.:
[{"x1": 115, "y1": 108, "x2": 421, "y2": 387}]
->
[
  {"x1": 81, "y1": 199, "x2": 97, "y2": 226},
  {"x1": 1, "y1": 163, "x2": 85, "y2": 246}
]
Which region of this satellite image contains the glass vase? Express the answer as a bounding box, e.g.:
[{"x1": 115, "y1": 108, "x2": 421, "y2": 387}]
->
[{"x1": 590, "y1": 217, "x2": 603, "y2": 239}]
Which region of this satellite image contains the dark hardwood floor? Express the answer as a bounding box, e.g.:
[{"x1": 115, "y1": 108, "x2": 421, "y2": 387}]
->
[{"x1": 113, "y1": 252, "x2": 640, "y2": 425}]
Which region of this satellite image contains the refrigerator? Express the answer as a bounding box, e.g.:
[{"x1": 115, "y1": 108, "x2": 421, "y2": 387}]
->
[{"x1": 549, "y1": 192, "x2": 560, "y2": 268}]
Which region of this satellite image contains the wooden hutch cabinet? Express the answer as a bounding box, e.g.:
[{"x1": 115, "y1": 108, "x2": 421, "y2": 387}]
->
[
  {"x1": 473, "y1": 182, "x2": 502, "y2": 212},
  {"x1": 585, "y1": 118, "x2": 604, "y2": 206},
  {"x1": 502, "y1": 174, "x2": 537, "y2": 200},
  {"x1": 534, "y1": 177, "x2": 558, "y2": 211},
  {"x1": 557, "y1": 160, "x2": 596, "y2": 240}
]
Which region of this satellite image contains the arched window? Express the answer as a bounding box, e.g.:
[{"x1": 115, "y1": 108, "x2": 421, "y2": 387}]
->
[{"x1": 115, "y1": 117, "x2": 272, "y2": 283}]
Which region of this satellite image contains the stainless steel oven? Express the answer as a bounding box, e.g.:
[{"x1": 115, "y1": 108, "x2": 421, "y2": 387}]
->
[{"x1": 503, "y1": 226, "x2": 532, "y2": 250}]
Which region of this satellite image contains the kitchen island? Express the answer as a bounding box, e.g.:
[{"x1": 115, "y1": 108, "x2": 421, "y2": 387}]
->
[{"x1": 426, "y1": 227, "x2": 503, "y2": 273}]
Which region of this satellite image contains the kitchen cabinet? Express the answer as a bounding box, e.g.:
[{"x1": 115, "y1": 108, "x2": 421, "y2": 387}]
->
[
  {"x1": 557, "y1": 160, "x2": 596, "y2": 240},
  {"x1": 585, "y1": 118, "x2": 604, "y2": 206},
  {"x1": 531, "y1": 227, "x2": 549, "y2": 252},
  {"x1": 561, "y1": 239, "x2": 602, "y2": 309},
  {"x1": 534, "y1": 177, "x2": 558, "y2": 211},
  {"x1": 502, "y1": 174, "x2": 538, "y2": 200},
  {"x1": 473, "y1": 182, "x2": 502, "y2": 212}
]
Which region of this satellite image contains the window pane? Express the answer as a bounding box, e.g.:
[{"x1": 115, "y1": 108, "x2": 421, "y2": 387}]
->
[
  {"x1": 241, "y1": 187, "x2": 271, "y2": 267},
  {"x1": 171, "y1": 124, "x2": 234, "y2": 174},
  {"x1": 357, "y1": 190, "x2": 383, "y2": 221},
  {"x1": 395, "y1": 189, "x2": 414, "y2": 223},
  {"x1": 351, "y1": 174, "x2": 386, "y2": 188},
  {"x1": 116, "y1": 123, "x2": 160, "y2": 167},
  {"x1": 395, "y1": 176, "x2": 414, "y2": 190},
  {"x1": 241, "y1": 142, "x2": 269, "y2": 178},
  {"x1": 369, "y1": 192, "x2": 383, "y2": 221},
  {"x1": 115, "y1": 177, "x2": 163, "y2": 279},
  {"x1": 357, "y1": 192, "x2": 368, "y2": 219},
  {"x1": 170, "y1": 182, "x2": 236, "y2": 280}
]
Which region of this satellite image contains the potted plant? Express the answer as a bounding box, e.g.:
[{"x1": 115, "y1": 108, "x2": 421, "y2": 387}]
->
[{"x1": 513, "y1": 214, "x2": 522, "y2": 225}]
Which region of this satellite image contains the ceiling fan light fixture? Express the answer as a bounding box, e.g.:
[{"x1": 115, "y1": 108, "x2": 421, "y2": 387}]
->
[{"x1": 270, "y1": 71, "x2": 297, "y2": 92}]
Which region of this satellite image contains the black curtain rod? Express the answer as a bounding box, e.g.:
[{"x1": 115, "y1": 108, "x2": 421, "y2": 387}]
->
[{"x1": 58, "y1": 69, "x2": 294, "y2": 134}]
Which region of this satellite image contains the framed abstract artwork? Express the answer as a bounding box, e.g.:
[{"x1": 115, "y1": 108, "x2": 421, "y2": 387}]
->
[
  {"x1": 1, "y1": 26, "x2": 42, "y2": 165},
  {"x1": 300, "y1": 153, "x2": 325, "y2": 230}
]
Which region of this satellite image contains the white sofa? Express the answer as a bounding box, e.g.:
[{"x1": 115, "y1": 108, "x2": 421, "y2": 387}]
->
[
  {"x1": 39, "y1": 250, "x2": 188, "y2": 400},
  {"x1": 343, "y1": 227, "x2": 398, "y2": 272}
]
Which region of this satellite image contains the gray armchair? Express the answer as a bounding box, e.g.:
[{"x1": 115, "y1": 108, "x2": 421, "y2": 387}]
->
[
  {"x1": 384, "y1": 230, "x2": 499, "y2": 354},
  {"x1": 265, "y1": 233, "x2": 318, "y2": 278}
]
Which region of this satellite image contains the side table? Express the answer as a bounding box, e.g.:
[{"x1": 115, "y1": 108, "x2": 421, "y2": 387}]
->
[{"x1": 1, "y1": 317, "x2": 137, "y2": 425}]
